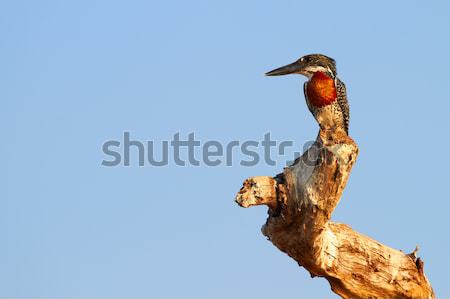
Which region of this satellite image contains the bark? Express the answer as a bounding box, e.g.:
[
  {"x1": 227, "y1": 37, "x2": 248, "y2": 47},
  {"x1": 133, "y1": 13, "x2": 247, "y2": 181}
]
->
[{"x1": 235, "y1": 129, "x2": 434, "y2": 299}]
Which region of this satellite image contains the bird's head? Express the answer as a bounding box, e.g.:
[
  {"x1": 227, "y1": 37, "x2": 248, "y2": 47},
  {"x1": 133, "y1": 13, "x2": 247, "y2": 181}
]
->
[{"x1": 265, "y1": 54, "x2": 337, "y2": 78}]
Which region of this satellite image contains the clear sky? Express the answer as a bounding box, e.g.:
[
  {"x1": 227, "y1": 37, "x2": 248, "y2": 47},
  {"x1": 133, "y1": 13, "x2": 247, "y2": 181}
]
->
[{"x1": 2, "y1": 0, "x2": 450, "y2": 298}]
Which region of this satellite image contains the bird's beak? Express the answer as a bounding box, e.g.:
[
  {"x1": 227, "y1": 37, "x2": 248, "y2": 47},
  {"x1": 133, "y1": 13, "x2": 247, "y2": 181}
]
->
[{"x1": 265, "y1": 61, "x2": 304, "y2": 76}]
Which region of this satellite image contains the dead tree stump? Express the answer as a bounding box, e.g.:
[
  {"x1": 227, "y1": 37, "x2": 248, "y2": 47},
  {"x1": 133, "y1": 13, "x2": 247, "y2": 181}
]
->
[{"x1": 235, "y1": 129, "x2": 434, "y2": 299}]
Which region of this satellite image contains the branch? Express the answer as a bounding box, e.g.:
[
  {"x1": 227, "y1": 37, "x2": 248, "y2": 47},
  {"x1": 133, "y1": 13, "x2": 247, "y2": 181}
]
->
[{"x1": 235, "y1": 129, "x2": 434, "y2": 299}]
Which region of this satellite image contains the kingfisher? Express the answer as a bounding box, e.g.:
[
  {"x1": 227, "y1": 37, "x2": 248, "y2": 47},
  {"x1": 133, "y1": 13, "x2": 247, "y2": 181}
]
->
[{"x1": 266, "y1": 54, "x2": 349, "y2": 135}]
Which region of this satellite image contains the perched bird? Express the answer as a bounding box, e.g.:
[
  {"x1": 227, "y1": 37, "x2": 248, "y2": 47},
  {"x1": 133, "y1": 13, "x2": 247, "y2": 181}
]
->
[{"x1": 266, "y1": 54, "x2": 349, "y2": 135}]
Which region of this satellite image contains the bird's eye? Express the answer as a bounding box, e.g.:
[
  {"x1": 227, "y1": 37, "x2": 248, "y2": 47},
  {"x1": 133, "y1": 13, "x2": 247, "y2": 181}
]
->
[{"x1": 300, "y1": 56, "x2": 311, "y2": 63}]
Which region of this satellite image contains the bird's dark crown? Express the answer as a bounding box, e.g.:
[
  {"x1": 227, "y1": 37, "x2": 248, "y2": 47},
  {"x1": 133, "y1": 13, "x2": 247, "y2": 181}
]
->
[{"x1": 297, "y1": 54, "x2": 337, "y2": 77}]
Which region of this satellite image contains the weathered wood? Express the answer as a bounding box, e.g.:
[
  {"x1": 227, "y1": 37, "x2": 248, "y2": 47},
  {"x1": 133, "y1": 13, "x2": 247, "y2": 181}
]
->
[{"x1": 235, "y1": 129, "x2": 434, "y2": 299}]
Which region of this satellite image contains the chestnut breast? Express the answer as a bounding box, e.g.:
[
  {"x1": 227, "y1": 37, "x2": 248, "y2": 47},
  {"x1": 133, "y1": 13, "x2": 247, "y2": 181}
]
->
[{"x1": 306, "y1": 72, "x2": 337, "y2": 108}]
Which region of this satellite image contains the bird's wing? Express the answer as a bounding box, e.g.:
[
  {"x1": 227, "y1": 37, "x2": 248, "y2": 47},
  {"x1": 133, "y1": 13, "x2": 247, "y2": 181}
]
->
[{"x1": 336, "y1": 78, "x2": 350, "y2": 134}]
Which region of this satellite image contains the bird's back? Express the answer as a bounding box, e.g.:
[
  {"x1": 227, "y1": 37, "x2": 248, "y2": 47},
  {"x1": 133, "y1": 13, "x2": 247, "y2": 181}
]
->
[{"x1": 336, "y1": 78, "x2": 350, "y2": 134}]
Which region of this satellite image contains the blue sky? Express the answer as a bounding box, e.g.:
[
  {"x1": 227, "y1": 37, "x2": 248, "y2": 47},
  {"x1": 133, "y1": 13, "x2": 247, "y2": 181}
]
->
[{"x1": 1, "y1": 0, "x2": 450, "y2": 298}]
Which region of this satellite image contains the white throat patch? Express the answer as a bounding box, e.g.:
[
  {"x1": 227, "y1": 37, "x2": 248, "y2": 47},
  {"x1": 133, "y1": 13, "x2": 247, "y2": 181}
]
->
[{"x1": 304, "y1": 65, "x2": 333, "y2": 78}]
